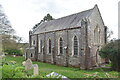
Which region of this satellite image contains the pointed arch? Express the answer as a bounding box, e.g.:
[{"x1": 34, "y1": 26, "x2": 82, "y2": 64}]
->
[
  {"x1": 94, "y1": 25, "x2": 100, "y2": 43},
  {"x1": 48, "y1": 39, "x2": 52, "y2": 54},
  {"x1": 32, "y1": 40, "x2": 35, "y2": 45},
  {"x1": 73, "y1": 36, "x2": 78, "y2": 55},
  {"x1": 38, "y1": 38, "x2": 41, "y2": 53},
  {"x1": 58, "y1": 37, "x2": 63, "y2": 55},
  {"x1": 40, "y1": 39, "x2": 42, "y2": 53},
  {"x1": 31, "y1": 53, "x2": 33, "y2": 58}
]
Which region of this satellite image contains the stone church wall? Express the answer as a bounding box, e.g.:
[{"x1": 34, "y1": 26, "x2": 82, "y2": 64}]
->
[
  {"x1": 87, "y1": 6, "x2": 106, "y2": 67},
  {"x1": 35, "y1": 28, "x2": 86, "y2": 67},
  {"x1": 45, "y1": 32, "x2": 54, "y2": 64},
  {"x1": 55, "y1": 30, "x2": 68, "y2": 66},
  {"x1": 26, "y1": 5, "x2": 107, "y2": 69},
  {"x1": 37, "y1": 34, "x2": 44, "y2": 62},
  {"x1": 31, "y1": 35, "x2": 37, "y2": 47},
  {"x1": 67, "y1": 29, "x2": 81, "y2": 67}
]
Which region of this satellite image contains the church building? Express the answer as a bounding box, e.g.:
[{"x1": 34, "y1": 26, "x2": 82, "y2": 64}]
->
[{"x1": 25, "y1": 4, "x2": 107, "y2": 69}]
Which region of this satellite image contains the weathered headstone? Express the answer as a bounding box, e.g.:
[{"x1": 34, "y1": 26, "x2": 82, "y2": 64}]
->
[
  {"x1": 32, "y1": 64, "x2": 39, "y2": 75},
  {"x1": 22, "y1": 58, "x2": 33, "y2": 70},
  {"x1": 22, "y1": 59, "x2": 39, "y2": 75}
]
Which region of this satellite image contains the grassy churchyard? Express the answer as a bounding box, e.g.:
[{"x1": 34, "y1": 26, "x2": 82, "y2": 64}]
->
[{"x1": 1, "y1": 55, "x2": 119, "y2": 78}]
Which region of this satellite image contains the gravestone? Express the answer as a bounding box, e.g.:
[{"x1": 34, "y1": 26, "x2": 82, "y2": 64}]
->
[
  {"x1": 22, "y1": 58, "x2": 33, "y2": 70},
  {"x1": 32, "y1": 64, "x2": 39, "y2": 75},
  {"x1": 22, "y1": 58, "x2": 39, "y2": 75}
]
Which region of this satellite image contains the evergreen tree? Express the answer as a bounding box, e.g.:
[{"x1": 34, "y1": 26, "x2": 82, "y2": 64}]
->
[
  {"x1": 32, "y1": 13, "x2": 54, "y2": 30},
  {"x1": 43, "y1": 13, "x2": 54, "y2": 22}
]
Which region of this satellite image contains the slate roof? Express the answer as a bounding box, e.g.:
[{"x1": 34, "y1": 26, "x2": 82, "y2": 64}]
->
[{"x1": 33, "y1": 7, "x2": 94, "y2": 34}]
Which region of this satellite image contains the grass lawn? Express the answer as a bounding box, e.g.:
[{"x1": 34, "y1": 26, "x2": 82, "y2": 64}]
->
[{"x1": 3, "y1": 55, "x2": 119, "y2": 78}]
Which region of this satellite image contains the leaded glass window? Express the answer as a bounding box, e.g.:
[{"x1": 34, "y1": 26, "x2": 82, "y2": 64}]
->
[
  {"x1": 74, "y1": 36, "x2": 78, "y2": 55},
  {"x1": 40, "y1": 40, "x2": 42, "y2": 53},
  {"x1": 59, "y1": 38, "x2": 63, "y2": 54},
  {"x1": 94, "y1": 26, "x2": 100, "y2": 43},
  {"x1": 49, "y1": 39, "x2": 51, "y2": 54}
]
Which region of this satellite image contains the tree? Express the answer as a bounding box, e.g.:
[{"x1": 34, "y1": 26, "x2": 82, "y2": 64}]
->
[
  {"x1": 32, "y1": 13, "x2": 54, "y2": 30},
  {"x1": 99, "y1": 39, "x2": 120, "y2": 72},
  {"x1": 43, "y1": 13, "x2": 54, "y2": 22},
  {"x1": 0, "y1": 5, "x2": 16, "y2": 52},
  {"x1": 0, "y1": 5, "x2": 15, "y2": 35},
  {"x1": 2, "y1": 34, "x2": 27, "y2": 56},
  {"x1": 12, "y1": 35, "x2": 23, "y2": 43},
  {"x1": 0, "y1": 5, "x2": 25, "y2": 56},
  {"x1": 105, "y1": 27, "x2": 113, "y2": 42},
  {"x1": 2, "y1": 35, "x2": 17, "y2": 51}
]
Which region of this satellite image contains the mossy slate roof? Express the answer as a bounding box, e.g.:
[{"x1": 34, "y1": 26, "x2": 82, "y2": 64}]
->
[{"x1": 33, "y1": 7, "x2": 94, "y2": 34}]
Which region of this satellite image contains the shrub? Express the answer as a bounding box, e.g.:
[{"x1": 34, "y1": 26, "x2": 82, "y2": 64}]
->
[
  {"x1": 2, "y1": 64, "x2": 16, "y2": 78},
  {"x1": 4, "y1": 49, "x2": 22, "y2": 56},
  {"x1": 99, "y1": 39, "x2": 120, "y2": 72},
  {"x1": 2, "y1": 64, "x2": 26, "y2": 78}
]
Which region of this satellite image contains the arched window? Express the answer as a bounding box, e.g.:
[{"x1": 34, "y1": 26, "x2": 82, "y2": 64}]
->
[
  {"x1": 31, "y1": 53, "x2": 33, "y2": 58},
  {"x1": 94, "y1": 27, "x2": 97, "y2": 43},
  {"x1": 38, "y1": 39, "x2": 40, "y2": 53},
  {"x1": 59, "y1": 38, "x2": 63, "y2": 54},
  {"x1": 38, "y1": 39, "x2": 43, "y2": 53},
  {"x1": 40, "y1": 40, "x2": 42, "y2": 53},
  {"x1": 32, "y1": 40, "x2": 35, "y2": 45},
  {"x1": 74, "y1": 36, "x2": 78, "y2": 55},
  {"x1": 49, "y1": 39, "x2": 51, "y2": 54},
  {"x1": 98, "y1": 31, "x2": 100, "y2": 43},
  {"x1": 94, "y1": 26, "x2": 100, "y2": 43}
]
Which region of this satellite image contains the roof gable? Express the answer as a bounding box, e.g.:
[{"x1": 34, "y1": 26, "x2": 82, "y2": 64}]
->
[{"x1": 91, "y1": 4, "x2": 105, "y2": 26}]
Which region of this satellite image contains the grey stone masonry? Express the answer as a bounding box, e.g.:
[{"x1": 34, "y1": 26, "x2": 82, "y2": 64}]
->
[{"x1": 25, "y1": 4, "x2": 107, "y2": 69}]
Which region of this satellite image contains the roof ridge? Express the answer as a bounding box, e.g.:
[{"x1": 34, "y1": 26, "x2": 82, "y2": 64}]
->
[
  {"x1": 38, "y1": 8, "x2": 93, "y2": 24},
  {"x1": 56, "y1": 8, "x2": 93, "y2": 21},
  {"x1": 33, "y1": 6, "x2": 94, "y2": 34}
]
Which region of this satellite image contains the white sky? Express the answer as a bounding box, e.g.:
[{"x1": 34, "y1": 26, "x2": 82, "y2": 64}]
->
[{"x1": 0, "y1": 0, "x2": 119, "y2": 42}]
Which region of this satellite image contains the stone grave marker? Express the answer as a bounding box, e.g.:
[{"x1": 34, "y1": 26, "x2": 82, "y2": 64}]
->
[
  {"x1": 32, "y1": 64, "x2": 39, "y2": 75},
  {"x1": 22, "y1": 58, "x2": 39, "y2": 75},
  {"x1": 22, "y1": 58, "x2": 33, "y2": 70}
]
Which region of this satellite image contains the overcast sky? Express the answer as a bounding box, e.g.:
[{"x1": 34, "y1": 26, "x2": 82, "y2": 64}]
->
[{"x1": 0, "y1": 0, "x2": 119, "y2": 42}]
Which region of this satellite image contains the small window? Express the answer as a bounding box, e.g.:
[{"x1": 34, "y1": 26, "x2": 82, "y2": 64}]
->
[
  {"x1": 49, "y1": 39, "x2": 52, "y2": 54},
  {"x1": 38, "y1": 39, "x2": 42, "y2": 53},
  {"x1": 38, "y1": 39, "x2": 40, "y2": 53},
  {"x1": 31, "y1": 53, "x2": 33, "y2": 57},
  {"x1": 74, "y1": 36, "x2": 78, "y2": 55},
  {"x1": 40, "y1": 40, "x2": 42, "y2": 53},
  {"x1": 59, "y1": 38, "x2": 63, "y2": 54},
  {"x1": 94, "y1": 26, "x2": 100, "y2": 43},
  {"x1": 33, "y1": 40, "x2": 35, "y2": 45}
]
